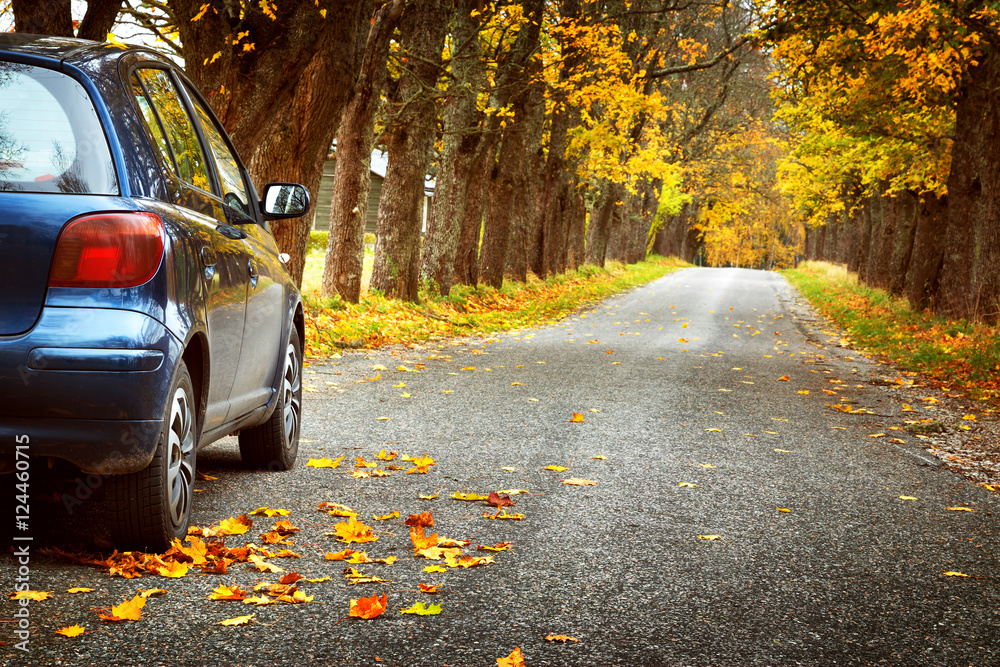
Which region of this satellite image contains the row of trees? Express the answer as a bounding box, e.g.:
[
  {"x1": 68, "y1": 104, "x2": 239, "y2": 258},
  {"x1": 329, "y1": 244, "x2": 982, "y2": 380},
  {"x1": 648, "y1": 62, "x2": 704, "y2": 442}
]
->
[
  {"x1": 766, "y1": 0, "x2": 1000, "y2": 322},
  {"x1": 7, "y1": 0, "x2": 799, "y2": 299}
]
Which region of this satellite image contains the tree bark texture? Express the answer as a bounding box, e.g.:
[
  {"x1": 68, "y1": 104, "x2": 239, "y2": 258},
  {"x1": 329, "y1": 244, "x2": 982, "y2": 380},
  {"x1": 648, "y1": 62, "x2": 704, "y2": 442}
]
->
[
  {"x1": 171, "y1": 0, "x2": 370, "y2": 288},
  {"x1": 504, "y1": 72, "x2": 546, "y2": 282},
  {"x1": 322, "y1": 0, "x2": 403, "y2": 302},
  {"x1": 420, "y1": 0, "x2": 484, "y2": 296},
  {"x1": 370, "y1": 0, "x2": 450, "y2": 301},
  {"x1": 586, "y1": 182, "x2": 624, "y2": 266},
  {"x1": 477, "y1": 0, "x2": 544, "y2": 289},
  {"x1": 938, "y1": 45, "x2": 1000, "y2": 321},
  {"x1": 453, "y1": 142, "x2": 495, "y2": 286},
  {"x1": 12, "y1": 0, "x2": 122, "y2": 39}
]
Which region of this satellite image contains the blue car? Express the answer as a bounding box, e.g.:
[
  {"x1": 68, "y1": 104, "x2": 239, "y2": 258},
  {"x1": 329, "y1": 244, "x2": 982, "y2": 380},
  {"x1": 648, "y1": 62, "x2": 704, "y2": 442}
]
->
[{"x1": 0, "y1": 34, "x2": 309, "y2": 550}]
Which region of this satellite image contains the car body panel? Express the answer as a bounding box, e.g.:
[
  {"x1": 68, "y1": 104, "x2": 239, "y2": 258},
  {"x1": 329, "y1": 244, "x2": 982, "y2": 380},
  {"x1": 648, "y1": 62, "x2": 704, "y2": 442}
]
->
[{"x1": 0, "y1": 35, "x2": 305, "y2": 479}]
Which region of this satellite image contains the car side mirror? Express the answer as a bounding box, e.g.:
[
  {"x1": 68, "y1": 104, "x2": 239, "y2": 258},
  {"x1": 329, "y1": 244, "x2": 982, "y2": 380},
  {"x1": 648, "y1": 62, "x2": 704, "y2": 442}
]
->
[{"x1": 260, "y1": 183, "x2": 311, "y2": 219}]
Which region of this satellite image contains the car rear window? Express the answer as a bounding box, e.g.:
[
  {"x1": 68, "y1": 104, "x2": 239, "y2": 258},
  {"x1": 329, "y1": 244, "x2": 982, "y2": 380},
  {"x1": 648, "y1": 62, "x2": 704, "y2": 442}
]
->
[{"x1": 0, "y1": 61, "x2": 118, "y2": 195}]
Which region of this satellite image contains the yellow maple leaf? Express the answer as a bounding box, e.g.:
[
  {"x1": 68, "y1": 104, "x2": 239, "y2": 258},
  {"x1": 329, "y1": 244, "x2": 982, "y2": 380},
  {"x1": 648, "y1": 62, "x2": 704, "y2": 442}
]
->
[
  {"x1": 898, "y1": 496, "x2": 918, "y2": 501},
  {"x1": 946, "y1": 506, "x2": 975, "y2": 512},
  {"x1": 150, "y1": 559, "x2": 189, "y2": 578},
  {"x1": 99, "y1": 594, "x2": 146, "y2": 622},
  {"x1": 697, "y1": 535, "x2": 721, "y2": 541},
  {"x1": 678, "y1": 482, "x2": 698, "y2": 487},
  {"x1": 544, "y1": 465, "x2": 568, "y2": 472},
  {"x1": 497, "y1": 647, "x2": 526, "y2": 667},
  {"x1": 306, "y1": 456, "x2": 344, "y2": 469},
  {"x1": 54, "y1": 624, "x2": 86, "y2": 637},
  {"x1": 942, "y1": 571, "x2": 969, "y2": 577},
  {"x1": 777, "y1": 507, "x2": 791, "y2": 513},
  {"x1": 449, "y1": 491, "x2": 488, "y2": 501},
  {"x1": 423, "y1": 565, "x2": 447, "y2": 573},
  {"x1": 242, "y1": 595, "x2": 277, "y2": 606},
  {"x1": 66, "y1": 587, "x2": 94, "y2": 594},
  {"x1": 209, "y1": 584, "x2": 248, "y2": 601},
  {"x1": 563, "y1": 478, "x2": 597, "y2": 486},
  {"x1": 418, "y1": 493, "x2": 439, "y2": 500},
  {"x1": 10, "y1": 591, "x2": 52, "y2": 601},
  {"x1": 248, "y1": 554, "x2": 283, "y2": 573},
  {"x1": 220, "y1": 613, "x2": 255, "y2": 626},
  {"x1": 335, "y1": 516, "x2": 378, "y2": 544},
  {"x1": 373, "y1": 511, "x2": 400, "y2": 521}
]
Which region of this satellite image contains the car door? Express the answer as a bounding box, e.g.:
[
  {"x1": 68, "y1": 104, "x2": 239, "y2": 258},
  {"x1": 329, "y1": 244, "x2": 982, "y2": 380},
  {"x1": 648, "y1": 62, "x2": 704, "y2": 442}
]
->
[
  {"x1": 180, "y1": 83, "x2": 284, "y2": 419},
  {"x1": 129, "y1": 67, "x2": 252, "y2": 432}
]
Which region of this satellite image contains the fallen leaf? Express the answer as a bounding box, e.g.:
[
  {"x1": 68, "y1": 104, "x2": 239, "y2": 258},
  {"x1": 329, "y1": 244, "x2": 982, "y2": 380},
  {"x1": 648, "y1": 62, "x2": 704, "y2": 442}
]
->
[
  {"x1": 423, "y1": 565, "x2": 447, "y2": 573},
  {"x1": 405, "y1": 512, "x2": 435, "y2": 528},
  {"x1": 942, "y1": 571, "x2": 969, "y2": 577},
  {"x1": 373, "y1": 511, "x2": 400, "y2": 521},
  {"x1": 418, "y1": 493, "x2": 440, "y2": 500},
  {"x1": 777, "y1": 507, "x2": 791, "y2": 513},
  {"x1": 568, "y1": 413, "x2": 585, "y2": 422},
  {"x1": 335, "y1": 516, "x2": 379, "y2": 544},
  {"x1": 279, "y1": 572, "x2": 305, "y2": 585},
  {"x1": 705, "y1": 428, "x2": 722, "y2": 432},
  {"x1": 678, "y1": 482, "x2": 698, "y2": 487},
  {"x1": 54, "y1": 624, "x2": 86, "y2": 637},
  {"x1": 562, "y1": 478, "x2": 597, "y2": 486},
  {"x1": 99, "y1": 594, "x2": 146, "y2": 622},
  {"x1": 137, "y1": 588, "x2": 166, "y2": 598},
  {"x1": 306, "y1": 456, "x2": 345, "y2": 469},
  {"x1": 773, "y1": 449, "x2": 792, "y2": 453},
  {"x1": 209, "y1": 584, "x2": 249, "y2": 601},
  {"x1": 699, "y1": 464, "x2": 717, "y2": 469},
  {"x1": 777, "y1": 375, "x2": 790, "y2": 381},
  {"x1": 410, "y1": 527, "x2": 439, "y2": 550},
  {"x1": 242, "y1": 595, "x2": 277, "y2": 606},
  {"x1": 349, "y1": 592, "x2": 388, "y2": 619},
  {"x1": 220, "y1": 613, "x2": 255, "y2": 626},
  {"x1": 898, "y1": 496, "x2": 918, "y2": 501},
  {"x1": 450, "y1": 491, "x2": 488, "y2": 501},
  {"x1": 478, "y1": 542, "x2": 513, "y2": 552},
  {"x1": 401, "y1": 601, "x2": 442, "y2": 615},
  {"x1": 591, "y1": 455, "x2": 606, "y2": 460},
  {"x1": 488, "y1": 491, "x2": 515, "y2": 508},
  {"x1": 947, "y1": 507, "x2": 975, "y2": 512},
  {"x1": 544, "y1": 465, "x2": 568, "y2": 472},
  {"x1": 545, "y1": 634, "x2": 579, "y2": 643},
  {"x1": 497, "y1": 647, "x2": 526, "y2": 667},
  {"x1": 482, "y1": 510, "x2": 525, "y2": 520},
  {"x1": 697, "y1": 535, "x2": 721, "y2": 541},
  {"x1": 10, "y1": 591, "x2": 52, "y2": 601},
  {"x1": 66, "y1": 587, "x2": 94, "y2": 594},
  {"x1": 446, "y1": 554, "x2": 495, "y2": 568},
  {"x1": 247, "y1": 554, "x2": 283, "y2": 573}
]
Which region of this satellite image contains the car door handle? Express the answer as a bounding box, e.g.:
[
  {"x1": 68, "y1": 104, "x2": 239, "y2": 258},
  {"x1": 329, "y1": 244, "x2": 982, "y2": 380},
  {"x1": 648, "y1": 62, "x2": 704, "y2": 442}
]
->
[
  {"x1": 200, "y1": 246, "x2": 216, "y2": 282},
  {"x1": 248, "y1": 259, "x2": 259, "y2": 289}
]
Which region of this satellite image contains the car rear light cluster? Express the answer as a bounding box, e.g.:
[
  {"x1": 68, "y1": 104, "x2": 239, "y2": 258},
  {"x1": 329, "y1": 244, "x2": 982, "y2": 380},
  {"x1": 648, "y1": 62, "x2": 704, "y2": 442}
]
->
[{"x1": 49, "y1": 212, "x2": 164, "y2": 288}]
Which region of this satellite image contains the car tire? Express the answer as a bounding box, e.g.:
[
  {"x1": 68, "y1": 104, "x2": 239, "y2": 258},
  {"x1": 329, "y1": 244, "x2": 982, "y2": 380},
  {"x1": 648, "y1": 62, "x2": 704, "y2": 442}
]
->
[
  {"x1": 107, "y1": 360, "x2": 197, "y2": 551},
  {"x1": 239, "y1": 323, "x2": 301, "y2": 470}
]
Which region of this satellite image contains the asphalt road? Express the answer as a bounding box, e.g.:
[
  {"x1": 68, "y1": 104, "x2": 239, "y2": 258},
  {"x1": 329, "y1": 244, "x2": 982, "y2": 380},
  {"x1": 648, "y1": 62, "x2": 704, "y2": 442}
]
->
[{"x1": 3, "y1": 267, "x2": 998, "y2": 667}]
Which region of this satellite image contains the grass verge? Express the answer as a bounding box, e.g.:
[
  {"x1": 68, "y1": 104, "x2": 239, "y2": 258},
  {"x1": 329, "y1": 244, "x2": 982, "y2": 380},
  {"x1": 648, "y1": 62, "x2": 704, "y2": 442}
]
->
[
  {"x1": 302, "y1": 254, "x2": 688, "y2": 357},
  {"x1": 784, "y1": 261, "x2": 1000, "y2": 401}
]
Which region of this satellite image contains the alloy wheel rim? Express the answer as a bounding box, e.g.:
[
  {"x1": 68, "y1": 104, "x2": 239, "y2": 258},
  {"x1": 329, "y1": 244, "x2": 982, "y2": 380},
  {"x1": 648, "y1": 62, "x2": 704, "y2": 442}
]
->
[
  {"x1": 166, "y1": 384, "x2": 195, "y2": 529},
  {"x1": 282, "y1": 342, "x2": 301, "y2": 444}
]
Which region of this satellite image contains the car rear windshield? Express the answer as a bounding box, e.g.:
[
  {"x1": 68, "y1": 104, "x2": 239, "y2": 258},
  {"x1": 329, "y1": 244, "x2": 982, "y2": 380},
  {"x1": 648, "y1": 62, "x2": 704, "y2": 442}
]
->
[{"x1": 0, "y1": 61, "x2": 118, "y2": 194}]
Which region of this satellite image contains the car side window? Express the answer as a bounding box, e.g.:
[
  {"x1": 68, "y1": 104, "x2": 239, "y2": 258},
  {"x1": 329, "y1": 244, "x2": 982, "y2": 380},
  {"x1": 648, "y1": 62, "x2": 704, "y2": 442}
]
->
[
  {"x1": 135, "y1": 68, "x2": 211, "y2": 193},
  {"x1": 184, "y1": 84, "x2": 253, "y2": 220},
  {"x1": 130, "y1": 73, "x2": 175, "y2": 178}
]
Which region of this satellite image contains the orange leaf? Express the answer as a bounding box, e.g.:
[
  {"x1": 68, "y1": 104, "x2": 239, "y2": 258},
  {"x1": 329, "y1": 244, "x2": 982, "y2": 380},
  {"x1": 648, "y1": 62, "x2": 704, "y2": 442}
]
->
[
  {"x1": 349, "y1": 592, "x2": 388, "y2": 619},
  {"x1": 54, "y1": 624, "x2": 86, "y2": 637},
  {"x1": 405, "y1": 512, "x2": 435, "y2": 528},
  {"x1": 497, "y1": 647, "x2": 526, "y2": 667},
  {"x1": 209, "y1": 584, "x2": 249, "y2": 601},
  {"x1": 545, "y1": 634, "x2": 579, "y2": 642},
  {"x1": 409, "y1": 526, "x2": 439, "y2": 550},
  {"x1": 99, "y1": 594, "x2": 145, "y2": 622},
  {"x1": 487, "y1": 492, "x2": 515, "y2": 508},
  {"x1": 568, "y1": 413, "x2": 585, "y2": 422},
  {"x1": 777, "y1": 375, "x2": 790, "y2": 381},
  {"x1": 418, "y1": 583, "x2": 441, "y2": 594},
  {"x1": 335, "y1": 516, "x2": 378, "y2": 544}
]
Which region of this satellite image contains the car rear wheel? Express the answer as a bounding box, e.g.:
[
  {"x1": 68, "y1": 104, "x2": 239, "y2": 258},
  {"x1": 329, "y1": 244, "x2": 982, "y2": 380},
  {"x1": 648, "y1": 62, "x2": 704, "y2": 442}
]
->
[
  {"x1": 239, "y1": 323, "x2": 301, "y2": 470},
  {"x1": 107, "y1": 361, "x2": 196, "y2": 551}
]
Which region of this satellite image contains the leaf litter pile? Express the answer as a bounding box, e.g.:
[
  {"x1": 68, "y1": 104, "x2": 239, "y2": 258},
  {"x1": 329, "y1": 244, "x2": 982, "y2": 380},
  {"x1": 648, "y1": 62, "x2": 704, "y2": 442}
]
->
[{"x1": 27, "y1": 443, "x2": 599, "y2": 664}]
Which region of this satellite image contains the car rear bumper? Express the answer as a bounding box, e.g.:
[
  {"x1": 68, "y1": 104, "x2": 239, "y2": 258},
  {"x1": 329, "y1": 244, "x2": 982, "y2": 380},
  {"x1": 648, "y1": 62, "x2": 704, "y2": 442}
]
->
[{"x1": 0, "y1": 306, "x2": 181, "y2": 473}]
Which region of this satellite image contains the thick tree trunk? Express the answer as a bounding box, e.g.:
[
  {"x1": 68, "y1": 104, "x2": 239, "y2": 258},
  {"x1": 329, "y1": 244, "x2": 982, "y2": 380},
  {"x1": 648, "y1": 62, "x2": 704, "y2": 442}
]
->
[
  {"x1": 322, "y1": 0, "x2": 403, "y2": 302},
  {"x1": 476, "y1": 0, "x2": 543, "y2": 288},
  {"x1": 420, "y1": 0, "x2": 483, "y2": 296},
  {"x1": 585, "y1": 182, "x2": 623, "y2": 266},
  {"x1": 370, "y1": 0, "x2": 449, "y2": 302},
  {"x1": 12, "y1": 0, "x2": 122, "y2": 39},
  {"x1": 12, "y1": 0, "x2": 72, "y2": 35},
  {"x1": 903, "y1": 193, "x2": 947, "y2": 310},
  {"x1": 172, "y1": 0, "x2": 369, "y2": 288},
  {"x1": 938, "y1": 46, "x2": 1000, "y2": 321},
  {"x1": 453, "y1": 143, "x2": 495, "y2": 286},
  {"x1": 503, "y1": 73, "x2": 546, "y2": 283}
]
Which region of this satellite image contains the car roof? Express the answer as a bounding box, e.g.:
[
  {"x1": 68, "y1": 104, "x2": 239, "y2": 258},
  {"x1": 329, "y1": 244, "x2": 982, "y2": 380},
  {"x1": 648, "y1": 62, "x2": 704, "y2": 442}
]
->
[{"x1": 0, "y1": 33, "x2": 171, "y2": 69}]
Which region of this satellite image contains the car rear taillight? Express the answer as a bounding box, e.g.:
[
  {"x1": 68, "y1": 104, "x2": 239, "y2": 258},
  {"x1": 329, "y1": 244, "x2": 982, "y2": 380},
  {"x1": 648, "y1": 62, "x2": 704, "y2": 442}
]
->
[{"x1": 49, "y1": 212, "x2": 165, "y2": 288}]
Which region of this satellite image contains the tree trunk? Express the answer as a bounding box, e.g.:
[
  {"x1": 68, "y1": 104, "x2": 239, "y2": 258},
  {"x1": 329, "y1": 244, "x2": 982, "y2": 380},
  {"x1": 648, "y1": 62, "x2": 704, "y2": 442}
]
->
[
  {"x1": 370, "y1": 0, "x2": 449, "y2": 302},
  {"x1": 171, "y1": 0, "x2": 369, "y2": 288},
  {"x1": 938, "y1": 45, "x2": 1000, "y2": 321},
  {"x1": 477, "y1": 0, "x2": 543, "y2": 289},
  {"x1": 321, "y1": 0, "x2": 403, "y2": 302},
  {"x1": 453, "y1": 142, "x2": 495, "y2": 286},
  {"x1": 12, "y1": 0, "x2": 72, "y2": 35},
  {"x1": 504, "y1": 72, "x2": 546, "y2": 282},
  {"x1": 586, "y1": 182, "x2": 623, "y2": 266},
  {"x1": 903, "y1": 193, "x2": 947, "y2": 310},
  {"x1": 12, "y1": 0, "x2": 123, "y2": 39},
  {"x1": 420, "y1": 0, "x2": 484, "y2": 296}
]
